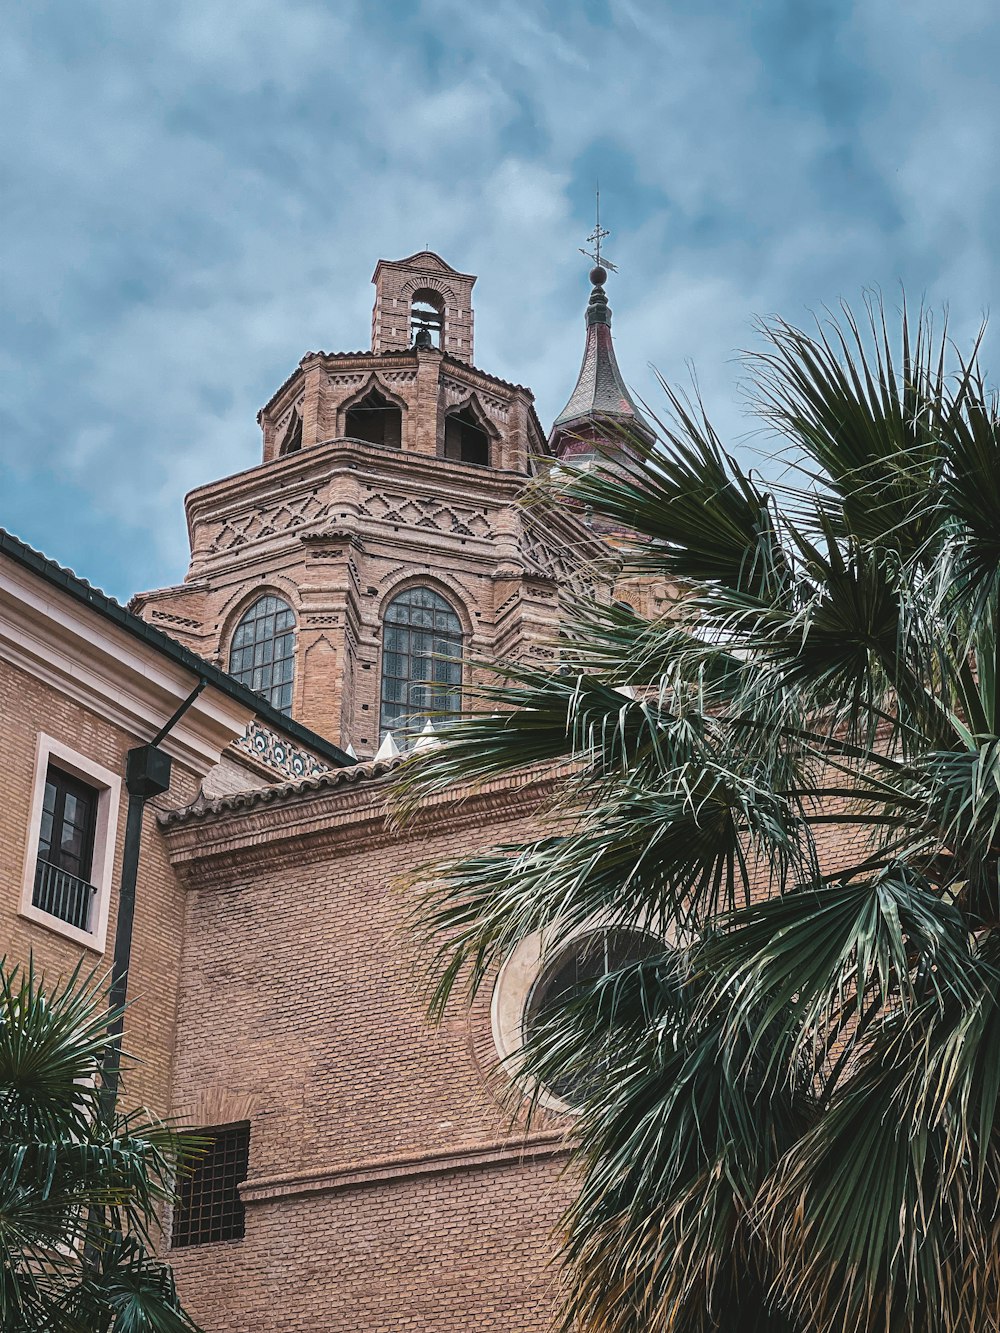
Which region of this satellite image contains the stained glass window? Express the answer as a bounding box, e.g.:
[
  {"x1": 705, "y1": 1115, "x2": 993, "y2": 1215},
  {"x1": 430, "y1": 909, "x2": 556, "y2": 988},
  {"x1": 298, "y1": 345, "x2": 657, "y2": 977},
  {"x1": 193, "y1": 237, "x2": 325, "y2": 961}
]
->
[
  {"x1": 228, "y1": 595, "x2": 296, "y2": 715},
  {"x1": 380, "y1": 587, "x2": 462, "y2": 738}
]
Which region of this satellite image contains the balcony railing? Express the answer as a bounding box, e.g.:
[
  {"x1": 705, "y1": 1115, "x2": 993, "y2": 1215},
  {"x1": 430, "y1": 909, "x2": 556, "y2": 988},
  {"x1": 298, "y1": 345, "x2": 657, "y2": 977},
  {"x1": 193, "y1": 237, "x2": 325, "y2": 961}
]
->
[{"x1": 33, "y1": 858, "x2": 96, "y2": 932}]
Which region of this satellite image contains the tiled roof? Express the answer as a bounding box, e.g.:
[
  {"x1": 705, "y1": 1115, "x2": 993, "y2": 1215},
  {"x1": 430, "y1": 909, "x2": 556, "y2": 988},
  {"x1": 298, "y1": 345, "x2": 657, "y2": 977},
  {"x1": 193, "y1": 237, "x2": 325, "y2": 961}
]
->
[
  {"x1": 261, "y1": 347, "x2": 538, "y2": 419},
  {"x1": 159, "y1": 754, "x2": 405, "y2": 824},
  {"x1": 550, "y1": 281, "x2": 654, "y2": 442}
]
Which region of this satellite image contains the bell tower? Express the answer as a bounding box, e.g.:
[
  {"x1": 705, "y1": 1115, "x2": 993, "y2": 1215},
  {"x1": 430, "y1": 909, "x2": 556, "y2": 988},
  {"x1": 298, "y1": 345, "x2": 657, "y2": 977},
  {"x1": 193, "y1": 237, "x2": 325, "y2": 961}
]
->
[
  {"x1": 370, "y1": 252, "x2": 476, "y2": 360},
  {"x1": 132, "y1": 252, "x2": 611, "y2": 760}
]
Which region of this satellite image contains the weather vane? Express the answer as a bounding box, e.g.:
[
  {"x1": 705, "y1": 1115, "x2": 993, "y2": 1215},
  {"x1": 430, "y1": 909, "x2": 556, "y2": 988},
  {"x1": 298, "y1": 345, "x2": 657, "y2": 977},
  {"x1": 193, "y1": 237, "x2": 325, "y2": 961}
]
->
[{"x1": 579, "y1": 187, "x2": 618, "y2": 274}]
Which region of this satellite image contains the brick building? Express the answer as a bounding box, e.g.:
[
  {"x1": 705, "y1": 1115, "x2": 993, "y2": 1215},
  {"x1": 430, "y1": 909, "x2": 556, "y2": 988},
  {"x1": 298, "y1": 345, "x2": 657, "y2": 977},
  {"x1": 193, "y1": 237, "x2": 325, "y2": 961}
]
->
[{"x1": 1, "y1": 250, "x2": 661, "y2": 1330}]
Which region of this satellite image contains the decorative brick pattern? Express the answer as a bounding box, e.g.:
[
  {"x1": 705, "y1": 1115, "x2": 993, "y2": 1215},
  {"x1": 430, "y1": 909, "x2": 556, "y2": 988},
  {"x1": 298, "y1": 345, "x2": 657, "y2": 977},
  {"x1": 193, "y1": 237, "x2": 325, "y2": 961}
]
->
[{"x1": 130, "y1": 253, "x2": 615, "y2": 758}]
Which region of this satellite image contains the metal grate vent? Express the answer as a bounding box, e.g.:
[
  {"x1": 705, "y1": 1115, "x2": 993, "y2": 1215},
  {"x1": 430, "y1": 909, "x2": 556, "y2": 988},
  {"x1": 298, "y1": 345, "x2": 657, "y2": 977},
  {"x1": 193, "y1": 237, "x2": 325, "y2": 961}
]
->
[{"x1": 171, "y1": 1122, "x2": 250, "y2": 1248}]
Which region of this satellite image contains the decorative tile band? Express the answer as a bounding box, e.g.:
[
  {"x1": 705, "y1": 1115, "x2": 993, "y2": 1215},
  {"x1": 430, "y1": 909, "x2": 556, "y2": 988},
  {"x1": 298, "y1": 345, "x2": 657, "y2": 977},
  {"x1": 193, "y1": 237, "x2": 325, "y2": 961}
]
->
[{"x1": 235, "y1": 719, "x2": 333, "y2": 781}]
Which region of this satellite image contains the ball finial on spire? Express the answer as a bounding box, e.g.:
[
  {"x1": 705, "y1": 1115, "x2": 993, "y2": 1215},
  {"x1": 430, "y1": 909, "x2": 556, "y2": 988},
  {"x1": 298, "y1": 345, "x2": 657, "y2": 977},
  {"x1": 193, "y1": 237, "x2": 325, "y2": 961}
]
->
[{"x1": 590, "y1": 264, "x2": 608, "y2": 286}]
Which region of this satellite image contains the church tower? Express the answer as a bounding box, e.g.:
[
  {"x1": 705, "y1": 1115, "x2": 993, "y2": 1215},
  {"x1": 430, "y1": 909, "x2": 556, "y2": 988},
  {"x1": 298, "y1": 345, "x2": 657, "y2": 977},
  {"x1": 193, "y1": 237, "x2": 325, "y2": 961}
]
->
[
  {"x1": 132, "y1": 252, "x2": 611, "y2": 758},
  {"x1": 546, "y1": 258, "x2": 677, "y2": 621},
  {"x1": 548, "y1": 260, "x2": 655, "y2": 465}
]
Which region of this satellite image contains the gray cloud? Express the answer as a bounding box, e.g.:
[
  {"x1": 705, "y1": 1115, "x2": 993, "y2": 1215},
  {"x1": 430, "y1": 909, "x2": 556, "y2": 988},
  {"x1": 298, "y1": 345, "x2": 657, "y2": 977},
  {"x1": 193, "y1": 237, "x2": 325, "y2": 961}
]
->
[{"x1": 1, "y1": 1, "x2": 998, "y2": 597}]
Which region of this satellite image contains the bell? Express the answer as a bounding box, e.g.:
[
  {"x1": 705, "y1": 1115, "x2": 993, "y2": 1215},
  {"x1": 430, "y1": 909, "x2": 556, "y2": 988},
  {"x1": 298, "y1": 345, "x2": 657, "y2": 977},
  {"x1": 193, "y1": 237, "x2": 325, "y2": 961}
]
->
[{"x1": 413, "y1": 325, "x2": 433, "y2": 349}]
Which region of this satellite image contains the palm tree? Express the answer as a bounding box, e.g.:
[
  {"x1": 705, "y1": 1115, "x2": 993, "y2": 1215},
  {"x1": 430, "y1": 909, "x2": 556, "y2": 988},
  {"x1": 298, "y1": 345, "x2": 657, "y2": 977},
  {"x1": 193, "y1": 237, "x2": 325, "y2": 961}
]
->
[
  {"x1": 0, "y1": 956, "x2": 202, "y2": 1332},
  {"x1": 403, "y1": 296, "x2": 1000, "y2": 1333}
]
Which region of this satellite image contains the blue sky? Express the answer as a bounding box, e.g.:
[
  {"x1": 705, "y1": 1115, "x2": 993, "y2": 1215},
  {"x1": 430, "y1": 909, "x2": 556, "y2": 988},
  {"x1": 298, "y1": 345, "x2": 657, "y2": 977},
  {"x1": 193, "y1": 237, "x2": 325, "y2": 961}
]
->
[{"x1": 2, "y1": 0, "x2": 1000, "y2": 600}]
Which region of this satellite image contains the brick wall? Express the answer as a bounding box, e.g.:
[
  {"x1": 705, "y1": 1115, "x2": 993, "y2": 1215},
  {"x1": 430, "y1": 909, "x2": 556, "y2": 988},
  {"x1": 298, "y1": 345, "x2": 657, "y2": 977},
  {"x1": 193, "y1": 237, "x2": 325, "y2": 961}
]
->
[
  {"x1": 173, "y1": 1158, "x2": 570, "y2": 1333},
  {"x1": 0, "y1": 655, "x2": 202, "y2": 1117},
  {"x1": 160, "y1": 772, "x2": 575, "y2": 1332}
]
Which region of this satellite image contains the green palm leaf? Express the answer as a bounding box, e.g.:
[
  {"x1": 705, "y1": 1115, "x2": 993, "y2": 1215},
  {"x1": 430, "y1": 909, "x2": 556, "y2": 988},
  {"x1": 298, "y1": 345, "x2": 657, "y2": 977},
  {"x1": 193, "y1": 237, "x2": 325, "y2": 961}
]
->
[
  {"x1": 406, "y1": 292, "x2": 1000, "y2": 1332},
  {"x1": 0, "y1": 957, "x2": 203, "y2": 1333}
]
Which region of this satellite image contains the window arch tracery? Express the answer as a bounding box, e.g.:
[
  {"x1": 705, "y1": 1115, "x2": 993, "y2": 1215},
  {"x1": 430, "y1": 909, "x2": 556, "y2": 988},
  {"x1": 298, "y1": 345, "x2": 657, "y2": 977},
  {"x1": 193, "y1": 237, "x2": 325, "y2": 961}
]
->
[
  {"x1": 344, "y1": 384, "x2": 402, "y2": 449},
  {"x1": 228, "y1": 594, "x2": 296, "y2": 715},
  {"x1": 380, "y1": 586, "x2": 463, "y2": 738}
]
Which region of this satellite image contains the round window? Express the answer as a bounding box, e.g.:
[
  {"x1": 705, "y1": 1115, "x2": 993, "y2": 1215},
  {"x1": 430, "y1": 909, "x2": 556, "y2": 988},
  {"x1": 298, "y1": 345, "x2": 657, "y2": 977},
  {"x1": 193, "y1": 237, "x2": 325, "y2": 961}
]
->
[{"x1": 523, "y1": 927, "x2": 661, "y2": 1106}]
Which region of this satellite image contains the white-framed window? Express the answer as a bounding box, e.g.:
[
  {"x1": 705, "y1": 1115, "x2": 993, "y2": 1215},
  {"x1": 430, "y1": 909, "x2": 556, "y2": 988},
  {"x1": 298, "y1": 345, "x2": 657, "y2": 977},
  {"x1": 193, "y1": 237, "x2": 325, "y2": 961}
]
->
[{"x1": 19, "y1": 734, "x2": 122, "y2": 952}]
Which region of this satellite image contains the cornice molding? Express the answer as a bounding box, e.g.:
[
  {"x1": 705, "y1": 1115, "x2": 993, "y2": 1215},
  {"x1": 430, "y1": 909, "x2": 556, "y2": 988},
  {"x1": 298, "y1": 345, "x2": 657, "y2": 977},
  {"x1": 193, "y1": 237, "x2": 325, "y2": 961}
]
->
[
  {"x1": 186, "y1": 436, "x2": 531, "y2": 523},
  {"x1": 158, "y1": 764, "x2": 564, "y2": 884},
  {"x1": 0, "y1": 562, "x2": 253, "y2": 773},
  {"x1": 239, "y1": 1130, "x2": 571, "y2": 1204}
]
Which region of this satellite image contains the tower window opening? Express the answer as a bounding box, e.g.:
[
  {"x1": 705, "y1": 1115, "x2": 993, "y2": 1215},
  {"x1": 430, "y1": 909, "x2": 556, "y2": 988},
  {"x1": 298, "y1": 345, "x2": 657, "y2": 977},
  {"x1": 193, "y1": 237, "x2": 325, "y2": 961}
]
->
[
  {"x1": 444, "y1": 406, "x2": 490, "y2": 467},
  {"x1": 229, "y1": 595, "x2": 296, "y2": 715},
  {"x1": 410, "y1": 288, "x2": 444, "y2": 348},
  {"x1": 380, "y1": 587, "x2": 462, "y2": 739},
  {"x1": 279, "y1": 410, "x2": 303, "y2": 456},
  {"x1": 344, "y1": 386, "x2": 402, "y2": 449}
]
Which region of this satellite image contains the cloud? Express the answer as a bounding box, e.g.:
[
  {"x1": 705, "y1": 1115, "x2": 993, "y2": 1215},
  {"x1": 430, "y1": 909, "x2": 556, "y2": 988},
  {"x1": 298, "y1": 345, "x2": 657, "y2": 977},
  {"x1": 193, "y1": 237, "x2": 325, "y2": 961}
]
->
[{"x1": 1, "y1": 1, "x2": 999, "y2": 597}]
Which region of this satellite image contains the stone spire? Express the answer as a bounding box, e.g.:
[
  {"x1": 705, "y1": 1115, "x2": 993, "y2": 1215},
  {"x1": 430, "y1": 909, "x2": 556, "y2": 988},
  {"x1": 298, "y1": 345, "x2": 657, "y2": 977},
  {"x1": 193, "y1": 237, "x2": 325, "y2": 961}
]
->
[{"x1": 548, "y1": 264, "x2": 654, "y2": 463}]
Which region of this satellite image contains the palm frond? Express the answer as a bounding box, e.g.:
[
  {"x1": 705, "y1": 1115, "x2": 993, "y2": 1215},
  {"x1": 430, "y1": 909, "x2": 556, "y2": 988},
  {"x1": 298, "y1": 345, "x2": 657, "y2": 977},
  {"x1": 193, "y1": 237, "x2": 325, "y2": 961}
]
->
[
  {"x1": 0, "y1": 957, "x2": 202, "y2": 1333},
  {"x1": 407, "y1": 291, "x2": 1000, "y2": 1332}
]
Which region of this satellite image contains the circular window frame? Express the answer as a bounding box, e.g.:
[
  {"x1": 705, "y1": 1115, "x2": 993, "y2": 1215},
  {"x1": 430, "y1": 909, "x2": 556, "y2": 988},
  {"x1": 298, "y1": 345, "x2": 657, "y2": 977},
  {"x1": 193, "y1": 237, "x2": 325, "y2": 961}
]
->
[{"x1": 491, "y1": 919, "x2": 671, "y2": 1115}]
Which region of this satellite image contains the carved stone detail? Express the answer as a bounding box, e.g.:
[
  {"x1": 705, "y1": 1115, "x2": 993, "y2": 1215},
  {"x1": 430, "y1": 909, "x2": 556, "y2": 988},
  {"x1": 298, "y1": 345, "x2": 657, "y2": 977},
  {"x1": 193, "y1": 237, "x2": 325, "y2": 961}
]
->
[
  {"x1": 359, "y1": 493, "x2": 491, "y2": 538},
  {"x1": 209, "y1": 493, "x2": 328, "y2": 554}
]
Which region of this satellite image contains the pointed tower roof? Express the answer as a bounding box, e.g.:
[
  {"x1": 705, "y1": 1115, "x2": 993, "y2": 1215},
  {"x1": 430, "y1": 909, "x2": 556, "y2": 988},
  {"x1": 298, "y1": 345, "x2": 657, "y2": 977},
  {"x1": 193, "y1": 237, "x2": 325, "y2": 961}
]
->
[{"x1": 549, "y1": 265, "x2": 654, "y2": 455}]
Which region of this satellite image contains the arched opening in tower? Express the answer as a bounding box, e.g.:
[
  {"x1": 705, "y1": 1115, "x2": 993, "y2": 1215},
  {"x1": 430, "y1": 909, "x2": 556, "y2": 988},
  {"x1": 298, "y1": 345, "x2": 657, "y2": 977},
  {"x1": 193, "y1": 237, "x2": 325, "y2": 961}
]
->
[
  {"x1": 443, "y1": 406, "x2": 490, "y2": 467},
  {"x1": 278, "y1": 410, "x2": 303, "y2": 455},
  {"x1": 344, "y1": 386, "x2": 403, "y2": 449},
  {"x1": 410, "y1": 288, "x2": 444, "y2": 348}
]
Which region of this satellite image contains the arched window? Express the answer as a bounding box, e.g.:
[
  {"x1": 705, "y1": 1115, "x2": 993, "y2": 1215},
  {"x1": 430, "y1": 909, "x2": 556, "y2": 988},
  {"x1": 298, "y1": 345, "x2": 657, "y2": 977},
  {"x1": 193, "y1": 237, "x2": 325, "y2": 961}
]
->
[
  {"x1": 344, "y1": 385, "x2": 402, "y2": 449},
  {"x1": 410, "y1": 288, "x2": 444, "y2": 347},
  {"x1": 228, "y1": 595, "x2": 296, "y2": 715},
  {"x1": 444, "y1": 406, "x2": 490, "y2": 467},
  {"x1": 380, "y1": 587, "x2": 462, "y2": 738},
  {"x1": 278, "y1": 410, "x2": 303, "y2": 456}
]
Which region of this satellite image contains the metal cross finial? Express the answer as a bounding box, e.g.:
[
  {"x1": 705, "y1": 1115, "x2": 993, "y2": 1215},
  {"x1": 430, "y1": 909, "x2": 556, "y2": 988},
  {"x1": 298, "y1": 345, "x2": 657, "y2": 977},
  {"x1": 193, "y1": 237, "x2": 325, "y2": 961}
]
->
[{"x1": 579, "y1": 186, "x2": 618, "y2": 273}]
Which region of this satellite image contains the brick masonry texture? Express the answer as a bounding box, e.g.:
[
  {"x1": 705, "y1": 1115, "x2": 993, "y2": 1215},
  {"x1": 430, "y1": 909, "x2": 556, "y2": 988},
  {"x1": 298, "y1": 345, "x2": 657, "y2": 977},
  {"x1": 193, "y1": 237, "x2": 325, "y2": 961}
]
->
[
  {"x1": 173, "y1": 1161, "x2": 570, "y2": 1333},
  {"x1": 162, "y1": 773, "x2": 576, "y2": 1330},
  {"x1": 0, "y1": 653, "x2": 202, "y2": 1118}
]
